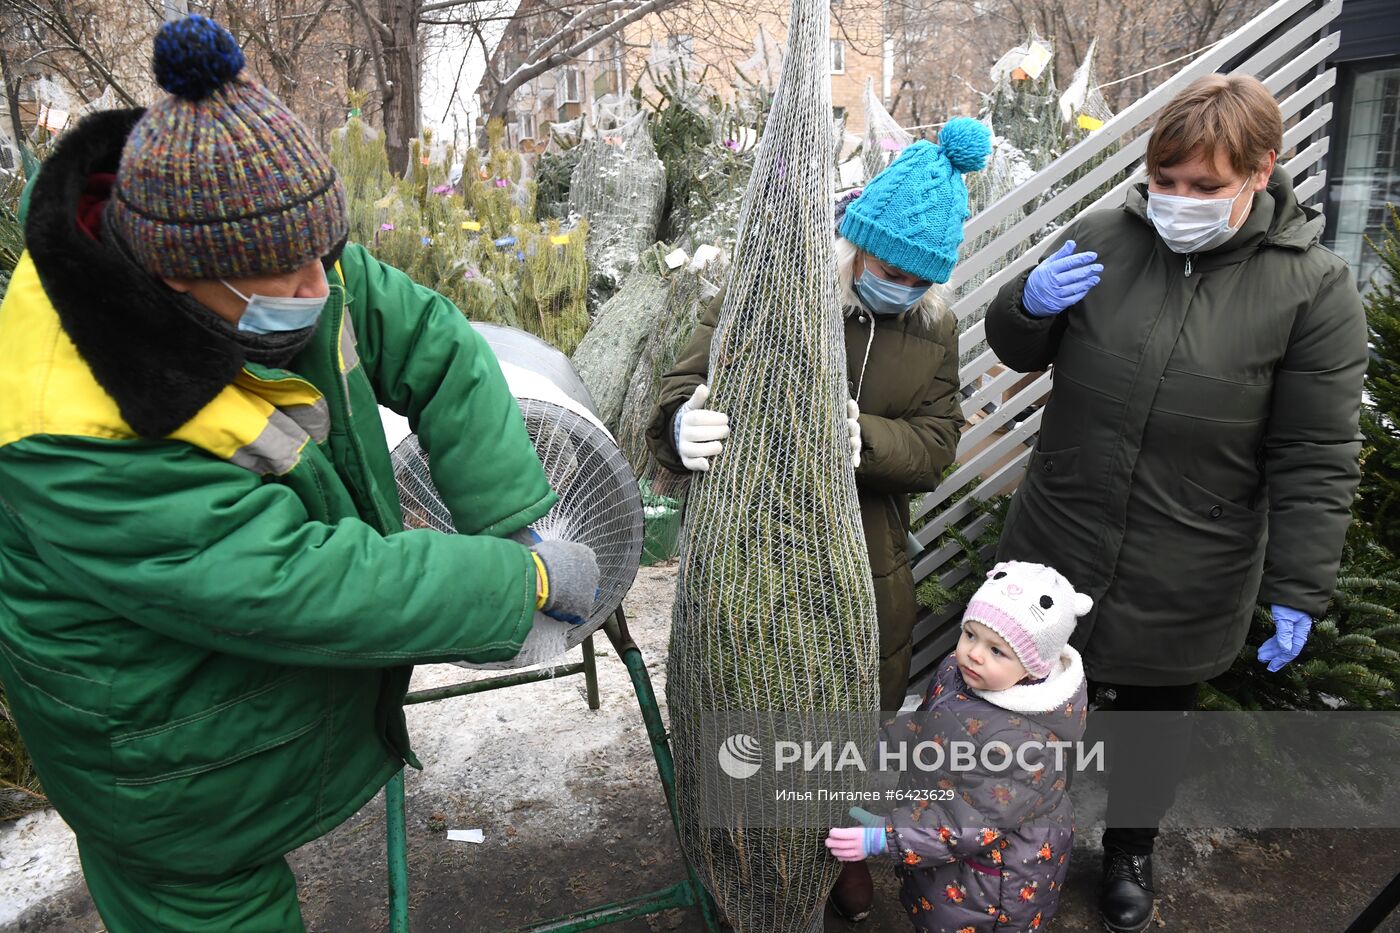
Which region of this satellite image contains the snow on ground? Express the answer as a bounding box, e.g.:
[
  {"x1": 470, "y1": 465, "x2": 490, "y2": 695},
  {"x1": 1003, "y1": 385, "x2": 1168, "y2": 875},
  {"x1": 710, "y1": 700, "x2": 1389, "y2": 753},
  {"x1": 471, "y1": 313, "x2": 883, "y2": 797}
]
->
[
  {"x1": 0, "y1": 810, "x2": 81, "y2": 926},
  {"x1": 394, "y1": 563, "x2": 679, "y2": 844}
]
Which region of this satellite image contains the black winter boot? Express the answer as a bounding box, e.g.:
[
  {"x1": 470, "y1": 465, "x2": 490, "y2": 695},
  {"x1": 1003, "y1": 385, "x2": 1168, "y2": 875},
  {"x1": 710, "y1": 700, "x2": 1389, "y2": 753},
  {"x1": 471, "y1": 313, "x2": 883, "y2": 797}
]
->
[
  {"x1": 830, "y1": 861, "x2": 874, "y2": 922},
  {"x1": 1100, "y1": 846, "x2": 1155, "y2": 932}
]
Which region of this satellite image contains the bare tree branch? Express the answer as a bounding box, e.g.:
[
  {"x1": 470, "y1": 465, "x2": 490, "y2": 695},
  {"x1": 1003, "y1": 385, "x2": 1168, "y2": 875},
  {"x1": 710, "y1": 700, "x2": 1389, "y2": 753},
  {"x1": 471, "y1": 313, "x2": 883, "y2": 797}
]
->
[
  {"x1": 344, "y1": 0, "x2": 392, "y2": 95},
  {"x1": 3, "y1": 0, "x2": 140, "y2": 105},
  {"x1": 482, "y1": 0, "x2": 682, "y2": 118}
]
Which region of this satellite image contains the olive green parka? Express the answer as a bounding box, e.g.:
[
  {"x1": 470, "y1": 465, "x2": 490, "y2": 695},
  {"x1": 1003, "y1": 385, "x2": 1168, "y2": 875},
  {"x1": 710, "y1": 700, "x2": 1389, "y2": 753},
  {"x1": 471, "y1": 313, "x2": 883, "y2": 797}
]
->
[{"x1": 986, "y1": 167, "x2": 1367, "y2": 685}]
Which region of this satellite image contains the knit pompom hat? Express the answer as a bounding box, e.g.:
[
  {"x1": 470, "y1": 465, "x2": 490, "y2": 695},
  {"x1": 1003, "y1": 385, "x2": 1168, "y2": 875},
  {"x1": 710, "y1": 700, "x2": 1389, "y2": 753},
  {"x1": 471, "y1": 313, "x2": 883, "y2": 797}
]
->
[
  {"x1": 963, "y1": 561, "x2": 1093, "y2": 679},
  {"x1": 839, "y1": 117, "x2": 992, "y2": 284},
  {"x1": 109, "y1": 14, "x2": 347, "y2": 280}
]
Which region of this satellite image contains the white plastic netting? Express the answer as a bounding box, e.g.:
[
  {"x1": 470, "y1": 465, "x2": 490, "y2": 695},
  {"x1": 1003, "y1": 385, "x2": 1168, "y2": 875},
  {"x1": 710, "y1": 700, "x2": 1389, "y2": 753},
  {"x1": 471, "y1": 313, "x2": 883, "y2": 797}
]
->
[
  {"x1": 614, "y1": 246, "x2": 725, "y2": 489},
  {"x1": 568, "y1": 108, "x2": 667, "y2": 305},
  {"x1": 677, "y1": 122, "x2": 757, "y2": 256},
  {"x1": 391, "y1": 325, "x2": 643, "y2": 670},
  {"x1": 570, "y1": 246, "x2": 672, "y2": 430},
  {"x1": 32, "y1": 78, "x2": 73, "y2": 136},
  {"x1": 667, "y1": 0, "x2": 878, "y2": 925},
  {"x1": 1056, "y1": 39, "x2": 1119, "y2": 225},
  {"x1": 1059, "y1": 39, "x2": 1113, "y2": 129},
  {"x1": 860, "y1": 77, "x2": 912, "y2": 184}
]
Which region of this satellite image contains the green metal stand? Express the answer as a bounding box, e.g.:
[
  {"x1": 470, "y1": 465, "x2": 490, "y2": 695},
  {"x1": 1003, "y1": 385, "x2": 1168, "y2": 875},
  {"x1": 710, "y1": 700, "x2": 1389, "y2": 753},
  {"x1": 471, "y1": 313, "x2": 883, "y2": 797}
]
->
[{"x1": 386, "y1": 609, "x2": 719, "y2": 933}]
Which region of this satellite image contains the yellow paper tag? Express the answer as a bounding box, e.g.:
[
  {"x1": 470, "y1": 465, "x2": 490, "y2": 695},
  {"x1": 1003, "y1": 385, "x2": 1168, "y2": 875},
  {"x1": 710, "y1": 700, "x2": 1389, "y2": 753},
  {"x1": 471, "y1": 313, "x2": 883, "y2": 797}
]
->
[
  {"x1": 1021, "y1": 40, "x2": 1052, "y2": 79},
  {"x1": 550, "y1": 234, "x2": 570, "y2": 245},
  {"x1": 1077, "y1": 114, "x2": 1105, "y2": 131},
  {"x1": 461, "y1": 221, "x2": 482, "y2": 231}
]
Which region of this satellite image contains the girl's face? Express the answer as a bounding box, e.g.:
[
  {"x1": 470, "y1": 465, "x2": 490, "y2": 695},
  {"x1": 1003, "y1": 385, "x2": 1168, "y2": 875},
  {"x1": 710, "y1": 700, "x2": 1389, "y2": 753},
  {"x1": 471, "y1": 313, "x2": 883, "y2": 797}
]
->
[
  {"x1": 857, "y1": 250, "x2": 929, "y2": 288},
  {"x1": 955, "y1": 620, "x2": 1029, "y2": 691}
]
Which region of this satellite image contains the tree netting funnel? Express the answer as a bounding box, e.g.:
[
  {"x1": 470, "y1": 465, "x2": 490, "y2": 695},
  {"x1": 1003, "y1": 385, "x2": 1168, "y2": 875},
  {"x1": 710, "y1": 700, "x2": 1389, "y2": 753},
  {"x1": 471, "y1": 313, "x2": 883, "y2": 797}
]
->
[
  {"x1": 665, "y1": 0, "x2": 879, "y2": 924},
  {"x1": 392, "y1": 324, "x2": 644, "y2": 670}
]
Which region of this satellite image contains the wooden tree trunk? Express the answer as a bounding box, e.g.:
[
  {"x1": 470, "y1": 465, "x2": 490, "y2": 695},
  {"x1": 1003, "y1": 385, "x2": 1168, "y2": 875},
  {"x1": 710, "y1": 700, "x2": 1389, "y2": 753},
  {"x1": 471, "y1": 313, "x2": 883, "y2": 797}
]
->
[
  {"x1": 378, "y1": 0, "x2": 420, "y2": 176},
  {"x1": 0, "y1": 42, "x2": 28, "y2": 156}
]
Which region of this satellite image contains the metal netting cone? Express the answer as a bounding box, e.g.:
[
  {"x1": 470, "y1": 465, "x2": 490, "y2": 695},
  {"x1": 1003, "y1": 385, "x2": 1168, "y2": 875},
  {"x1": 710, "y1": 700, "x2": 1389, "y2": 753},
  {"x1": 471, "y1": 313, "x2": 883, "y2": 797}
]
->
[{"x1": 666, "y1": 0, "x2": 879, "y2": 923}]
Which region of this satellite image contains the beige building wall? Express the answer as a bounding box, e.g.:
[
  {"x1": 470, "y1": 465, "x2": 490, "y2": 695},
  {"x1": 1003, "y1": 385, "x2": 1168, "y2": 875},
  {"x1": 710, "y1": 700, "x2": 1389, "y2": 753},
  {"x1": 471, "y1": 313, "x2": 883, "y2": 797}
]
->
[
  {"x1": 622, "y1": 1, "x2": 887, "y2": 140},
  {"x1": 482, "y1": 0, "x2": 892, "y2": 151}
]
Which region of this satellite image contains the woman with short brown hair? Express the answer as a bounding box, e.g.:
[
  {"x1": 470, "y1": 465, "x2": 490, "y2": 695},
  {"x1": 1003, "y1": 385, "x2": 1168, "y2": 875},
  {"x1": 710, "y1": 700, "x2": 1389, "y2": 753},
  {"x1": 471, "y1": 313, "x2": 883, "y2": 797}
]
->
[{"x1": 986, "y1": 73, "x2": 1367, "y2": 932}]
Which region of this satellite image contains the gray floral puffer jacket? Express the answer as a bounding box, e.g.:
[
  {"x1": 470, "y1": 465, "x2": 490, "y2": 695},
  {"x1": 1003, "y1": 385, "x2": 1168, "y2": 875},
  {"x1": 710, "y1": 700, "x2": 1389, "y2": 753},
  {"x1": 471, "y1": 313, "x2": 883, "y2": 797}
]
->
[{"x1": 879, "y1": 648, "x2": 1088, "y2": 932}]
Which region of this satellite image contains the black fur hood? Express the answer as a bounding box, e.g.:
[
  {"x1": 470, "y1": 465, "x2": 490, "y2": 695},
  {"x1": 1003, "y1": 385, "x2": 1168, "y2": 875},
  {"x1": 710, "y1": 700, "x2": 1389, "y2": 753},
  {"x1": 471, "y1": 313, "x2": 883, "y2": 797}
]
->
[{"x1": 22, "y1": 108, "x2": 245, "y2": 438}]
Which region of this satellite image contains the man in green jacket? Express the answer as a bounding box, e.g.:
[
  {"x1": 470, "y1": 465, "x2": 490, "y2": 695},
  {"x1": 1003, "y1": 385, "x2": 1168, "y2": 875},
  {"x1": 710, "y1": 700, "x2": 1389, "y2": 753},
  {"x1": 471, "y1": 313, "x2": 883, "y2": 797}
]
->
[{"x1": 0, "y1": 15, "x2": 597, "y2": 931}]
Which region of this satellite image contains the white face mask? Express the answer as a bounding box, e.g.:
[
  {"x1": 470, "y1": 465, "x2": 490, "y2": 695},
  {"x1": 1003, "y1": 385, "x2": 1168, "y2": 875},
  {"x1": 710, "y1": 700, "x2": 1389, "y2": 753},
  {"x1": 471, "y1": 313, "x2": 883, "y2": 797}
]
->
[{"x1": 1146, "y1": 176, "x2": 1254, "y2": 255}]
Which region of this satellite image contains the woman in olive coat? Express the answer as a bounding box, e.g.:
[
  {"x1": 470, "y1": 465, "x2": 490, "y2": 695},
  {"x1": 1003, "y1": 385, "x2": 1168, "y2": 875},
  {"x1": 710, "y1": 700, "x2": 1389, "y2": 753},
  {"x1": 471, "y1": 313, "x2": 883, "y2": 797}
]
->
[{"x1": 986, "y1": 74, "x2": 1367, "y2": 933}]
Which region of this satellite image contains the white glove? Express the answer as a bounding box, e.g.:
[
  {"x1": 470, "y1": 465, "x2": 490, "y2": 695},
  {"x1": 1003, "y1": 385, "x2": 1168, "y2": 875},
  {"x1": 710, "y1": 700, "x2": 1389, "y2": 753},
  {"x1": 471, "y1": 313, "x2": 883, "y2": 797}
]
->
[
  {"x1": 672, "y1": 384, "x2": 730, "y2": 472},
  {"x1": 847, "y1": 399, "x2": 862, "y2": 469}
]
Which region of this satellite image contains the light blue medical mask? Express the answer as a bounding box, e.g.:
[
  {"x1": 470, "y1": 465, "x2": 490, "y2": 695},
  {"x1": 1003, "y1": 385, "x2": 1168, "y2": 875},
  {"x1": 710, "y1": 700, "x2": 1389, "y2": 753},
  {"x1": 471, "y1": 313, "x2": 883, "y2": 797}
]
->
[
  {"x1": 222, "y1": 279, "x2": 328, "y2": 334},
  {"x1": 855, "y1": 267, "x2": 931, "y2": 317}
]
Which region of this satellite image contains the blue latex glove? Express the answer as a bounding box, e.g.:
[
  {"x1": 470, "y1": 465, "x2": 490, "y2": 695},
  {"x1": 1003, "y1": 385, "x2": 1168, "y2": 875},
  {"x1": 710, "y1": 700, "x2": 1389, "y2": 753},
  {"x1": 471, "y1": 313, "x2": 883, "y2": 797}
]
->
[
  {"x1": 1258, "y1": 605, "x2": 1313, "y2": 672},
  {"x1": 1021, "y1": 240, "x2": 1104, "y2": 318}
]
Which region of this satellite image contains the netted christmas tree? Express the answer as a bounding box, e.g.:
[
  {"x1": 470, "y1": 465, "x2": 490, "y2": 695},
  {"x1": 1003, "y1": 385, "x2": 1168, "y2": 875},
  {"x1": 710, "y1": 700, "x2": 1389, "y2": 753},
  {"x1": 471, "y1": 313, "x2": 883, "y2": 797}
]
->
[
  {"x1": 570, "y1": 245, "x2": 674, "y2": 429},
  {"x1": 614, "y1": 247, "x2": 725, "y2": 495},
  {"x1": 1056, "y1": 40, "x2": 1120, "y2": 222},
  {"x1": 666, "y1": 0, "x2": 878, "y2": 924},
  {"x1": 984, "y1": 31, "x2": 1061, "y2": 173},
  {"x1": 645, "y1": 62, "x2": 718, "y2": 239},
  {"x1": 535, "y1": 119, "x2": 587, "y2": 221},
  {"x1": 679, "y1": 126, "x2": 758, "y2": 258},
  {"x1": 860, "y1": 77, "x2": 912, "y2": 184},
  {"x1": 461, "y1": 118, "x2": 536, "y2": 233},
  {"x1": 1200, "y1": 206, "x2": 1400, "y2": 712},
  {"x1": 568, "y1": 102, "x2": 667, "y2": 308}
]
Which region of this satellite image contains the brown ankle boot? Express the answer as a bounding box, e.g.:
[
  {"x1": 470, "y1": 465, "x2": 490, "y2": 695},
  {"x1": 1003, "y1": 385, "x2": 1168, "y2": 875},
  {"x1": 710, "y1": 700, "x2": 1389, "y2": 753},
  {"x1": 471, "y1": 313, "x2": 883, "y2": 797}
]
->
[{"x1": 830, "y1": 861, "x2": 874, "y2": 922}]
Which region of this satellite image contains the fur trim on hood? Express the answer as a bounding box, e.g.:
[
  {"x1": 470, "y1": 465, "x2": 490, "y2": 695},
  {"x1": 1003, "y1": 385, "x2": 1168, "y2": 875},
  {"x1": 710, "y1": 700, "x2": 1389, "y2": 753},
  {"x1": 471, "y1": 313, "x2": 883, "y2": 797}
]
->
[{"x1": 22, "y1": 108, "x2": 247, "y2": 438}]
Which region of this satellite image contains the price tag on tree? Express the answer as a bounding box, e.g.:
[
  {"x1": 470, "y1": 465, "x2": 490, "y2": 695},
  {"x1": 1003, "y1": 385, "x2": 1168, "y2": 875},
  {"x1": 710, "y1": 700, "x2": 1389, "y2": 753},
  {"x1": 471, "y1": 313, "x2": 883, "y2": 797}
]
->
[{"x1": 1021, "y1": 39, "x2": 1053, "y2": 79}]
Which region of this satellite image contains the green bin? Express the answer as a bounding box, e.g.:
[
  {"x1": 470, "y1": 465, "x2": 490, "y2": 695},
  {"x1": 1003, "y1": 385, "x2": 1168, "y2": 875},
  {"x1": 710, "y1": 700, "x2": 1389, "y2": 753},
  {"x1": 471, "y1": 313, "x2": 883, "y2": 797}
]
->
[{"x1": 640, "y1": 482, "x2": 682, "y2": 566}]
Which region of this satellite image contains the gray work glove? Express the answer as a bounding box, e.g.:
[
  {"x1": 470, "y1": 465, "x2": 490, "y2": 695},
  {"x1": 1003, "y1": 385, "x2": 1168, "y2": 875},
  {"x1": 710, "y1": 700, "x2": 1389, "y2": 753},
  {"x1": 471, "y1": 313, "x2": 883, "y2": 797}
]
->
[{"x1": 531, "y1": 539, "x2": 600, "y2": 626}]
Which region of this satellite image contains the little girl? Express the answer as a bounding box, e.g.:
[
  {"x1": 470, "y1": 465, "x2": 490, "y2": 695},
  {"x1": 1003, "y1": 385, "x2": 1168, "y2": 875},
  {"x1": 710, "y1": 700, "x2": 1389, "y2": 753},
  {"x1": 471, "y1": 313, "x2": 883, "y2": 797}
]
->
[{"x1": 826, "y1": 561, "x2": 1092, "y2": 931}]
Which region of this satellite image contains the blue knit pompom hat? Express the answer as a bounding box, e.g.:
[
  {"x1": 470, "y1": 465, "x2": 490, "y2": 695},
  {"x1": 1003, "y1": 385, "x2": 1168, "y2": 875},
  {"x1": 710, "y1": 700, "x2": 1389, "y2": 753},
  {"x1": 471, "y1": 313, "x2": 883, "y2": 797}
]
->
[{"x1": 840, "y1": 117, "x2": 992, "y2": 284}]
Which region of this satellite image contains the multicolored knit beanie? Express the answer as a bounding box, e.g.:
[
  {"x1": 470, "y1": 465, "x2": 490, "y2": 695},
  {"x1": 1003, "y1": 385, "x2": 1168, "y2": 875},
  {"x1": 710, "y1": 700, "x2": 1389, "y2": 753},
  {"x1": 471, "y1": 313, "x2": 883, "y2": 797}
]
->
[
  {"x1": 839, "y1": 117, "x2": 992, "y2": 285},
  {"x1": 109, "y1": 14, "x2": 347, "y2": 280}
]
